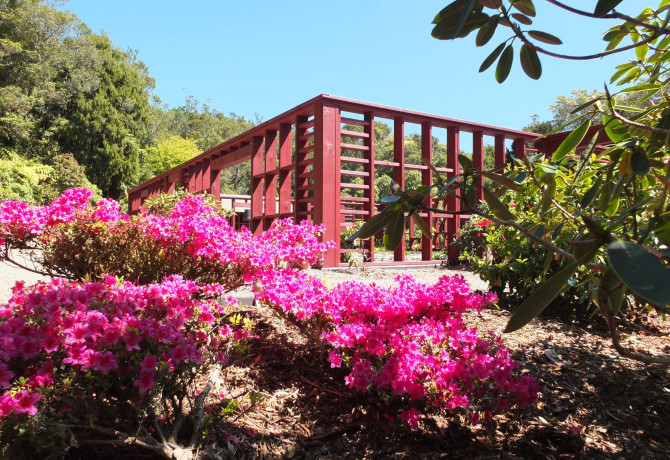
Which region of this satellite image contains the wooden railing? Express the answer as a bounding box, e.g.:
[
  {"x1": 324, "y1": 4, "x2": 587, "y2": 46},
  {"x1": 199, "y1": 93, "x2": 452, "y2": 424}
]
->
[{"x1": 129, "y1": 94, "x2": 546, "y2": 267}]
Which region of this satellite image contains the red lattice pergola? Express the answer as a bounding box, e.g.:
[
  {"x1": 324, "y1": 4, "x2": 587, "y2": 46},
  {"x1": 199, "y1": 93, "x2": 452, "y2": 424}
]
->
[{"x1": 128, "y1": 95, "x2": 595, "y2": 267}]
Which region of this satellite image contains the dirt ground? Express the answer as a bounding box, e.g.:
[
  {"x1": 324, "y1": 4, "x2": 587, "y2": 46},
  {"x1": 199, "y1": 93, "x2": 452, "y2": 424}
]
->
[
  {"x1": 201, "y1": 267, "x2": 670, "y2": 459},
  {"x1": 3, "y1": 264, "x2": 669, "y2": 459}
]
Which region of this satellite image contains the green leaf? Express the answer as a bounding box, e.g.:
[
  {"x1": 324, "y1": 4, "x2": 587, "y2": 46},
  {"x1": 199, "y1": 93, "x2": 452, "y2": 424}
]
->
[
  {"x1": 527, "y1": 30, "x2": 563, "y2": 45},
  {"x1": 580, "y1": 176, "x2": 603, "y2": 208},
  {"x1": 618, "y1": 83, "x2": 661, "y2": 93},
  {"x1": 348, "y1": 210, "x2": 395, "y2": 241},
  {"x1": 511, "y1": 0, "x2": 536, "y2": 17},
  {"x1": 432, "y1": 0, "x2": 469, "y2": 24},
  {"x1": 479, "y1": 42, "x2": 506, "y2": 72},
  {"x1": 631, "y1": 149, "x2": 651, "y2": 176},
  {"x1": 520, "y1": 44, "x2": 542, "y2": 79},
  {"x1": 607, "y1": 240, "x2": 670, "y2": 305},
  {"x1": 551, "y1": 118, "x2": 591, "y2": 162},
  {"x1": 432, "y1": 2, "x2": 488, "y2": 40},
  {"x1": 463, "y1": 184, "x2": 477, "y2": 208},
  {"x1": 476, "y1": 17, "x2": 499, "y2": 47},
  {"x1": 505, "y1": 261, "x2": 579, "y2": 332},
  {"x1": 480, "y1": 170, "x2": 521, "y2": 191},
  {"x1": 495, "y1": 44, "x2": 514, "y2": 83},
  {"x1": 458, "y1": 153, "x2": 474, "y2": 172},
  {"x1": 635, "y1": 43, "x2": 649, "y2": 61},
  {"x1": 599, "y1": 268, "x2": 625, "y2": 315},
  {"x1": 483, "y1": 187, "x2": 515, "y2": 220},
  {"x1": 452, "y1": 0, "x2": 478, "y2": 39},
  {"x1": 594, "y1": 0, "x2": 624, "y2": 17},
  {"x1": 511, "y1": 13, "x2": 532, "y2": 25},
  {"x1": 383, "y1": 212, "x2": 405, "y2": 250},
  {"x1": 569, "y1": 97, "x2": 602, "y2": 114},
  {"x1": 602, "y1": 115, "x2": 628, "y2": 143},
  {"x1": 412, "y1": 213, "x2": 432, "y2": 238}
]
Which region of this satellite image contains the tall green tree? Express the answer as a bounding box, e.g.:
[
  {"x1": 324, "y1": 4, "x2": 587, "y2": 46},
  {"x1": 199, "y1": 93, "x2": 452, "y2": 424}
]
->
[{"x1": 58, "y1": 34, "x2": 154, "y2": 199}]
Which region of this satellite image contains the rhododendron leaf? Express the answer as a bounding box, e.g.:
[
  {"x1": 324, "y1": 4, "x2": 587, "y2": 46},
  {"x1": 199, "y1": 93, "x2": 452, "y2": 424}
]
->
[
  {"x1": 599, "y1": 268, "x2": 625, "y2": 315},
  {"x1": 412, "y1": 213, "x2": 432, "y2": 237},
  {"x1": 607, "y1": 240, "x2": 670, "y2": 306},
  {"x1": 480, "y1": 170, "x2": 520, "y2": 191},
  {"x1": 551, "y1": 118, "x2": 591, "y2": 162},
  {"x1": 349, "y1": 210, "x2": 396, "y2": 241},
  {"x1": 505, "y1": 261, "x2": 579, "y2": 333},
  {"x1": 383, "y1": 211, "x2": 406, "y2": 250},
  {"x1": 483, "y1": 188, "x2": 515, "y2": 221}
]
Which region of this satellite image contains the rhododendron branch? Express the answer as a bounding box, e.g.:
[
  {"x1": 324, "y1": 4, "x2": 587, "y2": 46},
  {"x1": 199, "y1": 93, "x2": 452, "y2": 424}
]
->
[{"x1": 189, "y1": 365, "x2": 220, "y2": 448}]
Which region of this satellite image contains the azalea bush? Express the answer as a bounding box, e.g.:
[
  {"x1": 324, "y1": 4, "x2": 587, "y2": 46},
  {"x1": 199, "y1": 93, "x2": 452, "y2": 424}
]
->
[
  {"x1": 0, "y1": 188, "x2": 334, "y2": 288},
  {"x1": 254, "y1": 270, "x2": 540, "y2": 428},
  {"x1": 0, "y1": 275, "x2": 251, "y2": 458}
]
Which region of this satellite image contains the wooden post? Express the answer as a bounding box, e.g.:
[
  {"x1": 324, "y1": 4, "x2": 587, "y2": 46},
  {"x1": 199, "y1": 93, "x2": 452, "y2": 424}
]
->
[
  {"x1": 514, "y1": 136, "x2": 526, "y2": 160},
  {"x1": 295, "y1": 116, "x2": 310, "y2": 223},
  {"x1": 250, "y1": 136, "x2": 264, "y2": 235},
  {"x1": 313, "y1": 102, "x2": 341, "y2": 267},
  {"x1": 210, "y1": 153, "x2": 221, "y2": 201},
  {"x1": 364, "y1": 112, "x2": 375, "y2": 262},
  {"x1": 278, "y1": 123, "x2": 293, "y2": 216},
  {"x1": 421, "y1": 122, "x2": 433, "y2": 261},
  {"x1": 473, "y1": 131, "x2": 484, "y2": 203},
  {"x1": 495, "y1": 134, "x2": 506, "y2": 168},
  {"x1": 393, "y1": 117, "x2": 405, "y2": 262},
  {"x1": 264, "y1": 130, "x2": 278, "y2": 229},
  {"x1": 447, "y1": 126, "x2": 460, "y2": 263}
]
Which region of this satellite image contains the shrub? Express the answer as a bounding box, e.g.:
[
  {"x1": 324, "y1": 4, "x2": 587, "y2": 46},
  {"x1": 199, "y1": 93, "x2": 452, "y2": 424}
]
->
[
  {"x1": 0, "y1": 275, "x2": 251, "y2": 457},
  {"x1": 254, "y1": 270, "x2": 540, "y2": 428},
  {"x1": 0, "y1": 189, "x2": 335, "y2": 289}
]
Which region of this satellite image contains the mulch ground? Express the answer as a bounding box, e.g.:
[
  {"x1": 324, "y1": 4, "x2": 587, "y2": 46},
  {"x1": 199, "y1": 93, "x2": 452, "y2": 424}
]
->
[{"x1": 197, "y1": 300, "x2": 670, "y2": 459}]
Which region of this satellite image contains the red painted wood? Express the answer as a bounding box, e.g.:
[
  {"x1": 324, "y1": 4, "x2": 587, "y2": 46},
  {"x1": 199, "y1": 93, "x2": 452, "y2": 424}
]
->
[
  {"x1": 278, "y1": 123, "x2": 292, "y2": 216},
  {"x1": 294, "y1": 115, "x2": 311, "y2": 222},
  {"x1": 473, "y1": 131, "x2": 484, "y2": 203},
  {"x1": 447, "y1": 126, "x2": 461, "y2": 263},
  {"x1": 393, "y1": 117, "x2": 405, "y2": 262},
  {"x1": 210, "y1": 153, "x2": 221, "y2": 200},
  {"x1": 495, "y1": 134, "x2": 506, "y2": 167},
  {"x1": 250, "y1": 136, "x2": 264, "y2": 235},
  {"x1": 421, "y1": 122, "x2": 433, "y2": 261},
  {"x1": 202, "y1": 158, "x2": 211, "y2": 192},
  {"x1": 514, "y1": 136, "x2": 526, "y2": 160},
  {"x1": 264, "y1": 130, "x2": 278, "y2": 229},
  {"x1": 314, "y1": 102, "x2": 341, "y2": 267},
  {"x1": 364, "y1": 112, "x2": 375, "y2": 262}
]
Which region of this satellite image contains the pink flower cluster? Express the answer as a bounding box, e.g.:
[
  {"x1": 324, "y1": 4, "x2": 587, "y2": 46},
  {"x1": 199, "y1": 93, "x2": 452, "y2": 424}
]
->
[
  {"x1": 0, "y1": 275, "x2": 250, "y2": 419},
  {"x1": 0, "y1": 189, "x2": 335, "y2": 289},
  {"x1": 254, "y1": 271, "x2": 540, "y2": 427}
]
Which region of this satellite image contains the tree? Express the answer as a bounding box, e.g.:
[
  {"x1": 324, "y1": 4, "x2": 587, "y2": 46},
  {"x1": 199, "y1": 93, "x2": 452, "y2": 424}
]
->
[
  {"x1": 139, "y1": 135, "x2": 200, "y2": 183},
  {"x1": 354, "y1": 0, "x2": 670, "y2": 365},
  {"x1": 57, "y1": 34, "x2": 154, "y2": 199}
]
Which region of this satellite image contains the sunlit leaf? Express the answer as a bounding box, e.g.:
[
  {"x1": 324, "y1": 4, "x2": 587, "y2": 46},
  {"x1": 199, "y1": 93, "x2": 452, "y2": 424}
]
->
[
  {"x1": 412, "y1": 213, "x2": 432, "y2": 237},
  {"x1": 480, "y1": 170, "x2": 521, "y2": 191},
  {"x1": 551, "y1": 118, "x2": 591, "y2": 162},
  {"x1": 483, "y1": 187, "x2": 515, "y2": 220}
]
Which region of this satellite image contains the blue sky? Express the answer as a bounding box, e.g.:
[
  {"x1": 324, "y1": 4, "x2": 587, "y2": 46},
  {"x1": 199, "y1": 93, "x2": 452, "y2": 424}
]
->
[{"x1": 59, "y1": 0, "x2": 645, "y2": 131}]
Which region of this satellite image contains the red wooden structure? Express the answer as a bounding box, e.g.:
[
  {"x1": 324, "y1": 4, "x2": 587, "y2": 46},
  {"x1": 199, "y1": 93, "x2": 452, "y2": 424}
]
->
[{"x1": 128, "y1": 95, "x2": 545, "y2": 267}]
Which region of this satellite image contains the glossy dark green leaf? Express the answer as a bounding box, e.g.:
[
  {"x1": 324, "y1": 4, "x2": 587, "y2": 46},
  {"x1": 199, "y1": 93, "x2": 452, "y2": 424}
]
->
[
  {"x1": 594, "y1": 0, "x2": 624, "y2": 17},
  {"x1": 552, "y1": 222, "x2": 565, "y2": 239},
  {"x1": 432, "y1": 0, "x2": 469, "y2": 24},
  {"x1": 480, "y1": 170, "x2": 521, "y2": 191},
  {"x1": 608, "y1": 240, "x2": 670, "y2": 306},
  {"x1": 479, "y1": 42, "x2": 506, "y2": 72},
  {"x1": 483, "y1": 187, "x2": 515, "y2": 220},
  {"x1": 599, "y1": 268, "x2": 625, "y2": 315},
  {"x1": 631, "y1": 149, "x2": 651, "y2": 176},
  {"x1": 511, "y1": 0, "x2": 536, "y2": 17},
  {"x1": 432, "y1": 6, "x2": 489, "y2": 40},
  {"x1": 495, "y1": 44, "x2": 514, "y2": 83},
  {"x1": 528, "y1": 30, "x2": 563, "y2": 45},
  {"x1": 381, "y1": 195, "x2": 402, "y2": 203},
  {"x1": 476, "y1": 17, "x2": 499, "y2": 47},
  {"x1": 520, "y1": 44, "x2": 542, "y2": 79},
  {"x1": 383, "y1": 212, "x2": 406, "y2": 250},
  {"x1": 452, "y1": 0, "x2": 478, "y2": 39},
  {"x1": 479, "y1": 0, "x2": 502, "y2": 8},
  {"x1": 551, "y1": 118, "x2": 591, "y2": 162},
  {"x1": 348, "y1": 210, "x2": 395, "y2": 241},
  {"x1": 580, "y1": 176, "x2": 603, "y2": 208},
  {"x1": 505, "y1": 260, "x2": 579, "y2": 332},
  {"x1": 412, "y1": 213, "x2": 432, "y2": 238},
  {"x1": 540, "y1": 179, "x2": 555, "y2": 214},
  {"x1": 511, "y1": 13, "x2": 532, "y2": 25},
  {"x1": 463, "y1": 184, "x2": 477, "y2": 208},
  {"x1": 458, "y1": 153, "x2": 474, "y2": 172}
]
